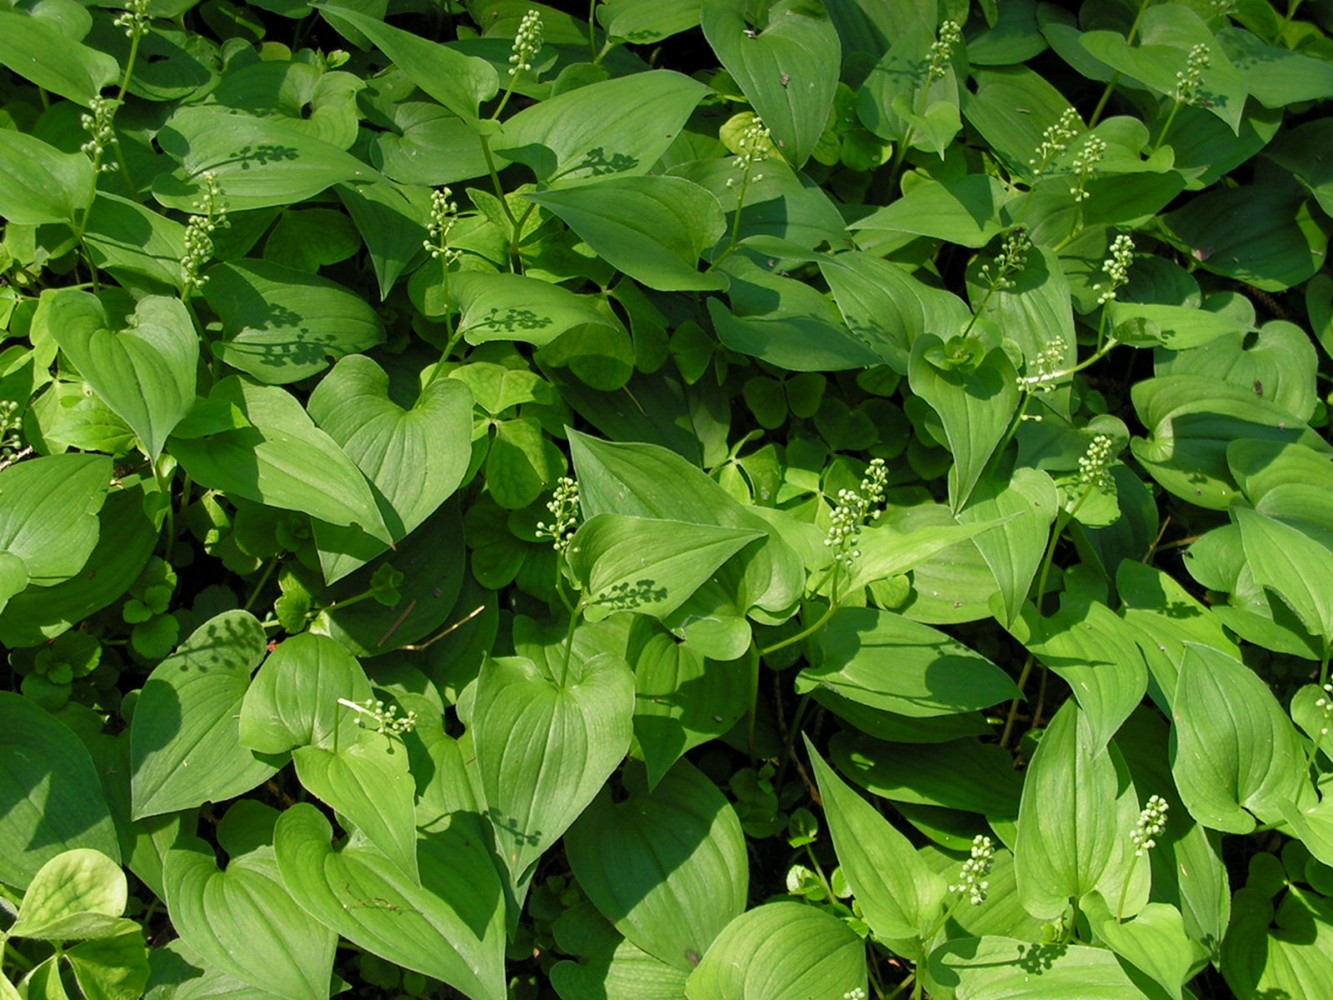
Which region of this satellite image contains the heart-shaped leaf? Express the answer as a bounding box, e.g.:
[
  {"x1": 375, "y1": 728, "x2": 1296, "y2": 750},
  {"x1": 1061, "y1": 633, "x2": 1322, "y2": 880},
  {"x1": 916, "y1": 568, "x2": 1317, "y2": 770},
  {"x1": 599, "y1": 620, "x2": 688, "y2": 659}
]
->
[
  {"x1": 293, "y1": 729, "x2": 418, "y2": 882},
  {"x1": 202, "y1": 260, "x2": 385, "y2": 385},
  {"x1": 239, "y1": 633, "x2": 373, "y2": 755},
  {"x1": 130, "y1": 611, "x2": 280, "y2": 820},
  {"x1": 566, "y1": 762, "x2": 747, "y2": 971},
  {"x1": 308, "y1": 355, "x2": 473, "y2": 543},
  {"x1": 1171, "y1": 643, "x2": 1310, "y2": 833},
  {"x1": 527, "y1": 177, "x2": 726, "y2": 291},
  {"x1": 164, "y1": 839, "x2": 336, "y2": 1000},
  {"x1": 0, "y1": 453, "x2": 110, "y2": 599},
  {"x1": 567, "y1": 514, "x2": 762, "y2": 623},
  {"x1": 701, "y1": 0, "x2": 840, "y2": 168},
  {"x1": 684, "y1": 902, "x2": 866, "y2": 1000},
  {"x1": 49, "y1": 291, "x2": 197, "y2": 460},
  {"x1": 8, "y1": 849, "x2": 128, "y2": 942},
  {"x1": 274, "y1": 803, "x2": 506, "y2": 1000},
  {"x1": 0, "y1": 694, "x2": 120, "y2": 889},
  {"x1": 472, "y1": 652, "x2": 634, "y2": 885}
]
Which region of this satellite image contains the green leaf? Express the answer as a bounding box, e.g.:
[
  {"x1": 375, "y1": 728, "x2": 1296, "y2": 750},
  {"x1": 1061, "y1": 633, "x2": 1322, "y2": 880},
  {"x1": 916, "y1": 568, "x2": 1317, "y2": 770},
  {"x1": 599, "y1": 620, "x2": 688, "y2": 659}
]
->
[
  {"x1": 1085, "y1": 893, "x2": 1200, "y2": 1000},
  {"x1": 293, "y1": 729, "x2": 418, "y2": 882},
  {"x1": 960, "y1": 467, "x2": 1059, "y2": 628},
  {"x1": 1131, "y1": 374, "x2": 1331, "y2": 510},
  {"x1": 83, "y1": 193, "x2": 188, "y2": 291},
  {"x1": 1006, "y1": 598, "x2": 1148, "y2": 751},
  {"x1": 130, "y1": 611, "x2": 279, "y2": 820},
  {"x1": 852, "y1": 175, "x2": 1010, "y2": 250},
  {"x1": 1014, "y1": 701, "x2": 1143, "y2": 920},
  {"x1": 9, "y1": 849, "x2": 127, "y2": 942},
  {"x1": 153, "y1": 107, "x2": 377, "y2": 213},
  {"x1": 1158, "y1": 186, "x2": 1328, "y2": 292},
  {"x1": 0, "y1": 129, "x2": 94, "y2": 226},
  {"x1": 0, "y1": 488, "x2": 156, "y2": 648},
  {"x1": 831, "y1": 732, "x2": 1022, "y2": 818},
  {"x1": 0, "y1": 694, "x2": 120, "y2": 889},
  {"x1": 1233, "y1": 506, "x2": 1333, "y2": 644},
  {"x1": 485, "y1": 416, "x2": 560, "y2": 510},
  {"x1": 1171, "y1": 643, "x2": 1310, "y2": 833},
  {"x1": 49, "y1": 292, "x2": 197, "y2": 461},
  {"x1": 567, "y1": 514, "x2": 762, "y2": 623},
  {"x1": 630, "y1": 624, "x2": 748, "y2": 788},
  {"x1": 169, "y1": 377, "x2": 391, "y2": 549},
  {"x1": 472, "y1": 652, "x2": 635, "y2": 884},
  {"x1": 1218, "y1": 27, "x2": 1333, "y2": 108},
  {"x1": 239, "y1": 633, "x2": 373, "y2": 755},
  {"x1": 1157, "y1": 321, "x2": 1311, "y2": 424},
  {"x1": 684, "y1": 902, "x2": 866, "y2": 1000},
  {"x1": 495, "y1": 70, "x2": 709, "y2": 185},
  {"x1": 202, "y1": 260, "x2": 385, "y2": 385},
  {"x1": 800, "y1": 607, "x2": 1019, "y2": 717},
  {"x1": 337, "y1": 180, "x2": 429, "y2": 300},
  {"x1": 570, "y1": 432, "x2": 804, "y2": 622},
  {"x1": 700, "y1": 0, "x2": 841, "y2": 168},
  {"x1": 566, "y1": 762, "x2": 747, "y2": 971},
  {"x1": 0, "y1": 8, "x2": 119, "y2": 106},
  {"x1": 598, "y1": 0, "x2": 700, "y2": 44},
  {"x1": 929, "y1": 935, "x2": 1149, "y2": 998},
  {"x1": 1080, "y1": 4, "x2": 1247, "y2": 132},
  {"x1": 1222, "y1": 885, "x2": 1333, "y2": 1000},
  {"x1": 0, "y1": 453, "x2": 110, "y2": 600},
  {"x1": 308, "y1": 355, "x2": 473, "y2": 543},
  {"x1": 65, "y1": 928, "x2": 150, "y2": 1000},
  {"x1": 526, "y1": 176, "x2": 726, "y2": 291},
  {"x1": 909, "y1": 334, "x2": 1021, "y2": 512},
  {"x1": 709, "y1": 255, "x2": 887, "y2": 372},
  {"x1": 807, "y1": 739, "x2": 947, "y2": 941},
  {"x1": 163, "y1": 840, "x2": 335, "y2": 1000},
  {"x1": 817, "y1": 253, "x2": 971, "y2": 375},
  {"x1": 314, "y1": 2, "x2": 498, "y2": 121},
  {"x1": 447, "y1": 272, "x2": 619, "y2": 347},
  {"x1": 274, "y1": 803, "x2": 506, "y2": 1000}
]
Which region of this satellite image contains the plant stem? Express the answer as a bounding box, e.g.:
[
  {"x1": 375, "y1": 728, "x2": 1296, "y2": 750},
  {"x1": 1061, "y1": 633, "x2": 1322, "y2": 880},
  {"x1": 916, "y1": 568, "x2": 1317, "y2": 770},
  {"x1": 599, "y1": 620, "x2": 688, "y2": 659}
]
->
[
  {"x1": 760, "y1": 600, "x2": 838, "y2": 657},
  {"x1": 558, "y1": 604, "x2": 583, "y2": 688},
  {"x1": 243, "y1": 557, "x2": 278, "y2": 612},
  {"x1": 1088, "y1": 0, "x2": 1150, "y2": 126},
  {"x1": 1150, "y1": 99, "x2": 1183, "y2": 156}
]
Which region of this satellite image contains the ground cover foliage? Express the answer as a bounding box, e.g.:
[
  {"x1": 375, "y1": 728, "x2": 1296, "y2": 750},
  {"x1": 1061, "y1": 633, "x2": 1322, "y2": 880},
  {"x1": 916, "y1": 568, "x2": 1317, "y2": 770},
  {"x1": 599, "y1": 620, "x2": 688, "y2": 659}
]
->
[{"x1": 2, "y1": 0, "x2": 1333, "y2": 995}]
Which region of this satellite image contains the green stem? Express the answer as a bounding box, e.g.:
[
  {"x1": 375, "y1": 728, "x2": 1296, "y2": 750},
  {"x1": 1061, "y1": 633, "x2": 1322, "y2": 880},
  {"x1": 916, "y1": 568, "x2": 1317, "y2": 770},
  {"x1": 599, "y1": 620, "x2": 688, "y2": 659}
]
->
[
  {"x1": 422, "y1": 271, "x2": 459, "y2": 388},
  {"x1": 478, "y1": 133, "x2": 520, "y2": 238},
  {"x1": 156, "y1": 455, "x2": 175, "y2": 562},
  {"x1": 760, "y1": 599, "x2": 838, "y2": 657},
  {"x1": 1150, "y1": 99, "x2": 1183, "y2": 156},
  {"x1": 1087, "y1": 0, "x2": 1149, "y2": 126},
  {"x1": 802, "y1": 842, "x2": 836, "y2": 901},
  {"x1": 1321, "y1": 640, "x2": 1330, "y2": 688},
  {"x1": 558, "y1": 604, "x2": 583, "y2": 688},
  {"x1": 587, "y1": 0, "x2": 597, "y2": 59},
  {"x1": 1116, "y1": 854, "x2": 1142, "y2": 921},
  {"x1": 1016, "y1": 337, "x2": 1119, "y2": 392},
  {"x1": 243, "y1": 557, "x2": 278, "y2": 613}
]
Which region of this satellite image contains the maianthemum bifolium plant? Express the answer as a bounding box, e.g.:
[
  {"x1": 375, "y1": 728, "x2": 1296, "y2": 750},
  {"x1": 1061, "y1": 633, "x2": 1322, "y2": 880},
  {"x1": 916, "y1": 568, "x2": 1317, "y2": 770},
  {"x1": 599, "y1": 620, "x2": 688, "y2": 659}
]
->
[{"x1": 1, "y1": 0, "x2": 1333, "y2": 996}]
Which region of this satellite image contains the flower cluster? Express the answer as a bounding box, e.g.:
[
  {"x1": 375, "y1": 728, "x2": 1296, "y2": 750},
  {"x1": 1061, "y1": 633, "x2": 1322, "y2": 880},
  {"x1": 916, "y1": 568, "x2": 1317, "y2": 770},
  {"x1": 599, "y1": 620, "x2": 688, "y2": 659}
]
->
[
  {"x1": 0, "y1": 399, "x2": 23, "y2": 456},
  {"x1": 824, "y1": 459, "x2": 888, "y2": 566},
  {"x1": 978, "y1": 228, "x2": 1030, "y2": 291},
  {"x1": 80, "y1": 96, "x2": 120, "y2": 171},
  {"x1": 1313, "y1": 683, "x2": 1333, "y2": 736},
  {"x1": 423, "y1": 186, "x2": 461, "y2": 266},
  {"x1": 1175, "y1": 43, "x2": 1211, "y2": 104},
  {"x1": 1095, "y1": 233, "x2": 1135, "y2": 305},
  {"x1": 509, "y1": 10, "x2": 543, "y2": 77},
  {"x1": 1029, "y1": 336, "x2": 1068, "y2": 391},
  {"x1": 1069, "y1": 134, "x2": 1105, "y2": 203},
  {"x1": 1029, "y1": 108, "x2": 1080, "y2": 177},
  {"x1": 726, "y1": 118, "x2": 771, "y2": 188},
  {"x1": 180, "y1": 171, "x2": 229, "y2": 294},
  {"x1": 926, "y1": 20, "x2": 962, "y2": 83},
  {"x1": 843, "y1": 990, "x2": 868, "y2": 1000},
  {"x1": 1078, "y1": 434, "x2": 1115, "y2": 491},
  {"x1": 1130, "y1": 795, "x2": 1169, "y2": 857},
  {"x1": 112, "y1": 0, "x2": 149, "y2": 38},
  {"x1": 536, "y1": 476, "x2": 580, "y2": 554},
  {"x1": 949, "y1": 835, "x2": 995, "y2": 906},
  {"x1": 338, "y1": 697, "x2": 418, "y2": 736}
]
